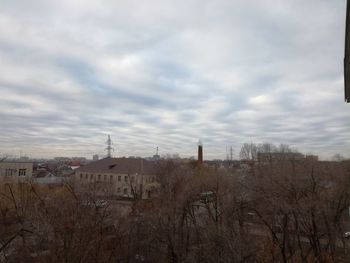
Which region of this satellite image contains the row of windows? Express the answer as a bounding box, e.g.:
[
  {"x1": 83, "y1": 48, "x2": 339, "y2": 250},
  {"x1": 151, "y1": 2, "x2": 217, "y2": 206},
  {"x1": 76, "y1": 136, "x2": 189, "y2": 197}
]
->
[
  {"x1": 4, "y1": 169, "x2": 26, "y2": 176},
  {"x1": 79, "y1": 173, "x2": 136, "y2": 182},
  {"x1": 78, "y1": 173, "x2": 157, "y2": 187},
  {"x1": 145, "y1": 177, "x2": 156, "y2": 183},
  {"x1": 117, "y1": 187, "x2": 128, "y2": 195}
]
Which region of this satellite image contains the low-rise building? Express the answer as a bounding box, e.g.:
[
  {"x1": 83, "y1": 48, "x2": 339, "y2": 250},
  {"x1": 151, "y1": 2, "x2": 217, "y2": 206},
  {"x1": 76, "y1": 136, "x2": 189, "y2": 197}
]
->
[
  {"x1": 0, "y1": 161, "x2": 33, "y2": 180},
  {"x1": 74, "y1": 157, "x2": 159, "y2": 199}
]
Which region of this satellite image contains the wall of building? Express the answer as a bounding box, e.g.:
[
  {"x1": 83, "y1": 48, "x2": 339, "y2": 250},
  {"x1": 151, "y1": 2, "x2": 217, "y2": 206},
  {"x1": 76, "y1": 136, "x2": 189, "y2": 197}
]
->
[
  {"x1": 0, "y1": 162, "x2": 33, "y2": 181},
  {"x1": 0, "y1": 162, "x2": 33, "y2": 179},
  {"x1": 74, "y1": 171, "x2": 156, "y2": 198}
]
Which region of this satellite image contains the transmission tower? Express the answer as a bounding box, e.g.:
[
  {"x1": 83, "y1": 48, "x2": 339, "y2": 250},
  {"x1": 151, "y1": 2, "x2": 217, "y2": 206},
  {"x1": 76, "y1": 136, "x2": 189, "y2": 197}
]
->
[{"x1": 105, "y1": 134, "x2": 114, "y2": 158}]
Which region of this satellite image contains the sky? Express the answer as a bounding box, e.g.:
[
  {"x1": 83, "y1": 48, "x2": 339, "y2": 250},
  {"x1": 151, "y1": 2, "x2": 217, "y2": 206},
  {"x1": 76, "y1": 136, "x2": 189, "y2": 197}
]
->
[{"x1": 0, "y1": 0, "x2": 349, "y2": 160}]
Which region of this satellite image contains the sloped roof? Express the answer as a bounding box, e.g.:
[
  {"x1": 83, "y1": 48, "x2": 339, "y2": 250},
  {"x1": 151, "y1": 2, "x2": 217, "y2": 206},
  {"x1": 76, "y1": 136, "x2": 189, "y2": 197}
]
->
[
  {"x1": 76, "y1": 157, "x2": 157, "y2": 174},
  {"x1": 33, "y1": 169, "x2": 50, "y2": 178}
]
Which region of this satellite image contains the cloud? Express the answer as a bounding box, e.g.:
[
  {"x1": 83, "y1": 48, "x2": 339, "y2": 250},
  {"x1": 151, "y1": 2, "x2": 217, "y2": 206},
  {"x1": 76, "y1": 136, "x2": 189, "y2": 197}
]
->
[{"x1": 0, "y1": 0, "x2": 349, "y2": 160}]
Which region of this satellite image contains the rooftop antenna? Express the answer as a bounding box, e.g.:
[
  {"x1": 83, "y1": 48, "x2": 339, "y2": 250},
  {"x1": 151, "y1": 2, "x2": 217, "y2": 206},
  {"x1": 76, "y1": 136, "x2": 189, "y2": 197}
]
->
[{"x1": 105, "y1": 134, "x2": 114, "y2": 158}]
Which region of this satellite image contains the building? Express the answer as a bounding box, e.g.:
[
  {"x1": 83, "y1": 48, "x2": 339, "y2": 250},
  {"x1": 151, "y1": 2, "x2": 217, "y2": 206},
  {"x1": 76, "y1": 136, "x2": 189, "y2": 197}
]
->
[
  {"x1": 93, "y1": 154, "x2": 99, "y2": 161},
  {"x1": 32, "y1": 169, "x2": 67, "y2": 185},
  {"x1": 257, "y1": 152, "x2": 306, "y2": 163},
  {"x1": 0, "y1": 161, "x2": 33, "y2": 180},
  {"x1": 74, "y1": 157, "x2": 159, "y2": 199}
]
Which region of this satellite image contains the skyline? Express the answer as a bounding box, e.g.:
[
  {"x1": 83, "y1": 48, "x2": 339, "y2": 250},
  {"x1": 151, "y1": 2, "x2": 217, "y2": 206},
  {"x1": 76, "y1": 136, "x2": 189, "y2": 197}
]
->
[
  {"x1": 0, "y1": 0, "x2": 349, "y2": 160},
  {"x1": 0, "y1": 135, "x2": 328, "y2": 161}
]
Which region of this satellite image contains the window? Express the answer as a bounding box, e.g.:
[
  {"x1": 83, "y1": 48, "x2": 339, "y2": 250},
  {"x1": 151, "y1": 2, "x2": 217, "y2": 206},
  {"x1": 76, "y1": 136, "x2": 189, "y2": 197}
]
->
[
  {"x1": 118, "y1": 175, "x2": 121, "y2": 182},
  {"x1": 124, "y1": 176, "x2": 128, "y2": 182},
  {"x1": 5, "y1": 169, "x2": 14, "y2": 176},
  {"x1": 123, "y1": 188, "x2": 128, "y2": 195},
  {"x1": 98, "y1": 174, "x2": 101, "y2": 180},
  {"x1": 110, "y1": 175, "x2": 113, "y2": 181},
  {"x1": 131, "y1": 176, "x2": 135, "y2": 183},
  {"x1": 80, "y1": 173, "x2": 83, "y2": 179},
  {"x1": 90, "y1": 174, "x2": 93, "y2": 180},
  {"x1": 18, "y1": 169, "x2": 26, "y2": 176},
  {"x1": 104, "y1": 175, "x2": 107, "y2": 180},
  {"x1": 117, "y1": 187, "x2": 121, "y2": 193},
  {"x1": 85, "y1": 174, "x2": 88, "y2": 179}
]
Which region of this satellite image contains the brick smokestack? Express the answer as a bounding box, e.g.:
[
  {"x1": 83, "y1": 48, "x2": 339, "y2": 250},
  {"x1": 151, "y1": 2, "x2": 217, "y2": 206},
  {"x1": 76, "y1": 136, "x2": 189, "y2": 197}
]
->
[{"x1": 198, "y1": 140, "x2": 203, "y2": 165}]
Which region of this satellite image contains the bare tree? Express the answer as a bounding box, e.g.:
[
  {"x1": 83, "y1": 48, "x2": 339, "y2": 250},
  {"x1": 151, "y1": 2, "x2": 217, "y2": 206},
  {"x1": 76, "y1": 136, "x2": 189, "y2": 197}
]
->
[
  {"x1": 332, "y1": 153, "x2": 345, "y2": 162},
  {"x1": 239, "y1": 143, "x2": 258, "y2": 161}
]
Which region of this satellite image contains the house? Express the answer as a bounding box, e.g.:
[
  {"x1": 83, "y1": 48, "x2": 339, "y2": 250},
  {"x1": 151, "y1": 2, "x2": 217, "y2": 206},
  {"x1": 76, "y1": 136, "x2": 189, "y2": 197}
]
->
[{"x1": 74, "y1": 157, "x2": 159, "y2": 199}]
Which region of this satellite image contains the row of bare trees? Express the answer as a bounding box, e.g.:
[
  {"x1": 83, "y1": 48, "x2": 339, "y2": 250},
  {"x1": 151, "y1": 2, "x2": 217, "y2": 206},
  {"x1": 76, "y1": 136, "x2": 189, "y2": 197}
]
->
[
  {"x1": 0, "y1": 152, "x2": 350, "y2": 262},
  {"x1": 239, "y1": 143, "x2": 298, "y2": 161},
  {"x1": 123, "y1": 158, "x2": 350, "y2": 262}
]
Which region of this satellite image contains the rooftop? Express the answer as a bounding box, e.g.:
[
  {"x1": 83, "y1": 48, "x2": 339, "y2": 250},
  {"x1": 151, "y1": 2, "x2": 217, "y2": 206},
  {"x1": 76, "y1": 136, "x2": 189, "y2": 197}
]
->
[{"x1": 76, "y1": 157, "x2": 158, "y2": 174}]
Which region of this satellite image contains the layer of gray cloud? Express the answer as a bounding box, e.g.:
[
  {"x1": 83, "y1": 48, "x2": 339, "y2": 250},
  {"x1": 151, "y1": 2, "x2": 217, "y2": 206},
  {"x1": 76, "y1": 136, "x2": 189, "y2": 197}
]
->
[{"x1": 0, "y1": 0, "x2": 349, "y2": 160}]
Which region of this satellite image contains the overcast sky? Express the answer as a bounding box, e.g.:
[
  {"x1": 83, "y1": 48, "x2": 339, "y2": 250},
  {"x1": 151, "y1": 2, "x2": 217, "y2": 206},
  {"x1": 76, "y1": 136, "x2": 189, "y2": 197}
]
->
[{"x1": 0, "y1": 0, "x2": 349, "y2": 160}]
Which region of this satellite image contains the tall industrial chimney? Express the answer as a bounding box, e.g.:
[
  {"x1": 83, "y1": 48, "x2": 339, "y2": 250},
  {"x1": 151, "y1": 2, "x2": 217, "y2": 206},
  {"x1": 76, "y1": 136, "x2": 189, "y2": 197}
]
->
[{"x1": 198, "y1": 140, "x2": 203, "y2": 165}]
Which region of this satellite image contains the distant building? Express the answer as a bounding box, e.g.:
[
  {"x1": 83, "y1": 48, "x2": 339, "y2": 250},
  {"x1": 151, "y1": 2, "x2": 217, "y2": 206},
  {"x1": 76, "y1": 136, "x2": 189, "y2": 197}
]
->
[
  {"x1": 74, "y1": 157, "x2": 159, "y2": 199},
  {"x1": 152, "y1": 154, "x2": 160, "y2": 160},
  {"x1": 54, "y1": 157, "x2": 71, "y2": 162},
  {"x1": 257, "y1": 152, "x2": 319, "y2": 164},
  {"x1": 71, "y1": 157, "x2": 88, "y2": 164},
  {"x1": 93, "y1": 154, "x2": 99, "y2": 161},
  {"x1": 19, "y1": 156, "x2": 30, "y2": 161},
  {"x1": 257, "y1": 152, "x2": 305, "y2": 163},
  {"x1": 305, "y1": 155, "x2": 319, "y2": 162},
  {"x1": 32, "y1": 169, "x2": 67, "y2": 185},
  {"x1": 0, "y1": 162, "x2": 33, "y2": 180}
]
